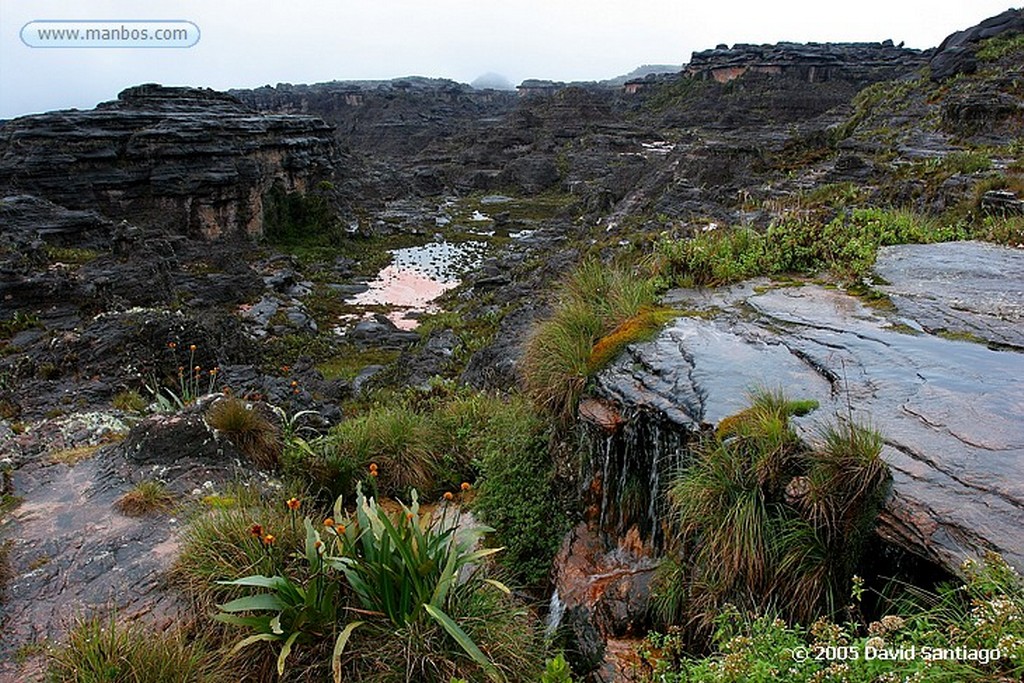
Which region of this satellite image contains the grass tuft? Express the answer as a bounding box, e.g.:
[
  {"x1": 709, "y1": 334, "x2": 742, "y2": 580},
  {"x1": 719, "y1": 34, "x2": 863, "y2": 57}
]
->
[
  {"x1": 522, "y1": 261, "x2": 664, "y2": 421},
  {"x1": 655, "y1": 390, "x2": 889, "y2": 635},
  {"x1": 206, "y1": 398, "x2": 282, "y2": 469},
  {"x1": 47, "y1": 615, "x2": 228, "y2": 683},
  {"x1": 115, "y1": 480, "x2": 175, "y2": 516}
]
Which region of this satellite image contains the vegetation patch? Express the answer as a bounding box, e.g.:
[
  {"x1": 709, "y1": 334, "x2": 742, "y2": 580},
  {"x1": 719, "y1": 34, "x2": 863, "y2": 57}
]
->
[
  {"x1": 642, "y1": 552, "x2": 1024, "y2": 682},
  {"x1": 42, "y1": 244, "x2": 101, "y2": 265},
  {"x1": 522, "y1": 260, "x2": 660, "y2": 422},
  {"x1": 208, "y1": 489, "x2": 545, "y2": 682},
  {"x1": 206, "y1": 398, "x2": 282, "y2": 469},
  {"x1": 976, "y1": 32, "x2": 1024, "y2": 61},
  {"x1": 653, "y1": 208, "x2": 972, "y2": 288},
  {"x1": 316, "y1": 346, "x2": 401, "y2": 382},
  {"x1": 115, "y1": 480, "x2": 175, "y2": 516},
  {"x1": 653, "y1": 390, "x2": 890, "y2": 638},
  {"x1": 0, "y1": 310, "x2": 42, "y2": 340},
  {"x1": 470, "y1": 397, "x2": 569, "y2": 584},
  {"x1": 112, "y1": 389, "x2": 148, "y2": 413},
  {"x1": 173, "y1": 484, "x2": 306, "y2": 606},
  {"x1": 47, "y1": 615, "x2": 228, "y2": 683},
  {"x1": 49, "y1": 444, "x2": 102, "y2": 465}
]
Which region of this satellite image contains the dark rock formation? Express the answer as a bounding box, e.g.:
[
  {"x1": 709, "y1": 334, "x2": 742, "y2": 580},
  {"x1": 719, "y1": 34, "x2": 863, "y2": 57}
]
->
[
  {"x1": 686, "y1": 40, "x2": 926, "y2": 84},
  {"x1": 231, "y1": 78, "x2": 516, "y2": 164},
  {"x1": 0, "y1": 85, "x2": 338, "y2": 238},
  {"x1": 0, "y1": 194, "x2": 111, "y2": 247},
  {"x1": 929, "y1": 8, "x2": 1024, "y2": 81},
  {"x1": 594, "y1": 242, "x2": 1024, "y2": 574}
]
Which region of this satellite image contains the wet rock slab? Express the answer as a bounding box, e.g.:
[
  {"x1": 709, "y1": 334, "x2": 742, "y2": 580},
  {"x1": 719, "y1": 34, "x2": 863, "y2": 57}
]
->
[
  {"x1": 0, "y1": 421, "x2": 187, "y2": 681},
  {"x1": 873, "y1": 241, "x2": 1024, "y2": 349},
  {"x1": 597, "y1": 242, "x2": 1024, "y2": 573}
]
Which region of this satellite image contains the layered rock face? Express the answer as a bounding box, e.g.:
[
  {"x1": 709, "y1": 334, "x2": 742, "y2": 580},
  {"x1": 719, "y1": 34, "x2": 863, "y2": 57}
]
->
[
  {"x1": 686, "y1": 40, "x2": 927, "y2": 84},
  {"x1": 0, "y1": 84, "x2": 337, "y2": 239}
]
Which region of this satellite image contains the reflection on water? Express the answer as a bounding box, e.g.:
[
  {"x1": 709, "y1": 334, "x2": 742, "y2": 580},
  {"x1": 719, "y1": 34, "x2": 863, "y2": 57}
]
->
[{"x1": 346, "y1": 241, "x2": 485, "y2": 329}]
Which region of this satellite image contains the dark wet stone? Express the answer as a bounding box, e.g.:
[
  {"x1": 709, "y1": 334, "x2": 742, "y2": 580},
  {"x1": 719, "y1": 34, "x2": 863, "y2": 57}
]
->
[
  {"x1": 874, "y1": 241, "x2": 1024, "y2": 349},
  {"x1": 597, "y1": 243, "x2": 1024, "y2": 573},
  {"x1": 0, "y1": 454, "x2": 185, "y2": 680},
  {"x1": 352, "y1": 365, "x2": 386, "y2": 394}
]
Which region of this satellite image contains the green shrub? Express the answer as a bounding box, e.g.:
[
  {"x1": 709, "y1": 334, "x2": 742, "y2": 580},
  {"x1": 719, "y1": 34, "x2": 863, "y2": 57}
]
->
[
  {"x1": 472, "y1": 399, "x2": 568, "y2": 584},
  {"x1": 217, "y1": 489, "x2": 545, "y2": 682},
  {"x1": 47, "y1": 615, "x2": 227, "y2": 683},
  {"x1": 642, "y1": 553, "x2": 1024, "y2": 682},
  {"x1": 654, "y1": 390, "x2": 889, "y2": 634},
  {"x1": 206, "y1": 398, "x2": 282, "y2": 469},
  {"x1": 522, "y1": 261, "x2": 663, "y2": 421},
  {"x1": 262, "y1": 183, "x2": 341, "y2": 246},
  {"x1": 655, "y1": 208, "x2": 970, "y2": 287}
]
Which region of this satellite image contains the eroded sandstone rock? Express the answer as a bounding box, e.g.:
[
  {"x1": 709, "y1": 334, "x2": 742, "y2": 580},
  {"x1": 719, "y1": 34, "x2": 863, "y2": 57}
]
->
[{"x1": 0, "y1": 85, "x2": 338, "y2": 239}]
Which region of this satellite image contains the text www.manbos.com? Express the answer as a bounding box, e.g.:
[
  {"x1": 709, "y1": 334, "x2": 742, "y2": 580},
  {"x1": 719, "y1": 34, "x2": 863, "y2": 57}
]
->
[{"x1": 21, "y1": 21, "x2": 200, "y2": 48}]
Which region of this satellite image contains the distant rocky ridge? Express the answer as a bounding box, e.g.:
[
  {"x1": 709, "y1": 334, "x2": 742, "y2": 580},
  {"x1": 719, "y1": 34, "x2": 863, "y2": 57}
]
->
[
  {"x1": 0, "y1": 84, "x2": 337, "y2": 239},
  {"x1": 686, "y1": 40, "x2": 927, "y2": 84},
  {"x1": 929, "y1": 7, "x2": 1024, "y2": 80}
]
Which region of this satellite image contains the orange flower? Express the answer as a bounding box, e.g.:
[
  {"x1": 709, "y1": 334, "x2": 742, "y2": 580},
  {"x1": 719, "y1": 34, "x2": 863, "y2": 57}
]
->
[
  {"x1": 167, "y1": 342, "x2": 177, "y2": 349},
  {"x1": 286, "y1": 497, "x2": 301, "y2": 511},
  {"x1": 443, "y1": 491, "x2": 454, "y2": 501},
  {"x1": 460, "y1": 482, "x2": 471, "y2": 492},
  {"x1": 249, "y1": 523, "x2": 263, "y2": 537},
  {"x1": 314, "y1": 540, "x2": 323, "y2": 550},
  {"x1": 189, "y1": 344, "x2": 197, "y2": 352},
  {"x1": 323, "y1": 518, "x2": 335, "y2": 528},
  {"x1": 369, "y1": 470, "x2": 378, "y2": 478},
  {"x1": 337, "y1": 524, "x2": 346, "y2": 534},
  {"x1": 406, "y1": 513, "x2": 414, "y2": 522},
  {"x1": 263, "y1": 534, "x2": 275, "y2": 546},
  {"x1": 368, "y1": 463, "x2": 378, "y2": 472},
  {"x1": 290, "y1": 380, "x2": 298, "y2": 387},
  {"x1": 292, "y1": 388, "x2": 300, "y2": 395}
]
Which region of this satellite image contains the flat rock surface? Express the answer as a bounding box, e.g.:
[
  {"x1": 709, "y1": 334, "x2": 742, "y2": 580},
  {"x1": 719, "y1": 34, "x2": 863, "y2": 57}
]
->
[
  {"x1": 597, "y1": 242, "x2": 1024, "y2": 573},
  {"x1": 0, "y1": 417, "x2": 187, "y2": 682},
  {"x1": 874, "y1": 241, "x2": 1024, "y2": 349}
]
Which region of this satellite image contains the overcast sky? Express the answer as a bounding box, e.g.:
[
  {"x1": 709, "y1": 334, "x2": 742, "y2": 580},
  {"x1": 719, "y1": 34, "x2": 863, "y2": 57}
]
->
[{"x1": 0, "y1": 1, "x2": 1017, "y2": 118}]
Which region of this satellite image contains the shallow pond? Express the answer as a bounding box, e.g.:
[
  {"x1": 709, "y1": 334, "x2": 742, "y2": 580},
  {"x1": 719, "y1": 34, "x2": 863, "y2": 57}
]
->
[{"x1": 346, "y1": 240, "x2": 486, "y2": 329}]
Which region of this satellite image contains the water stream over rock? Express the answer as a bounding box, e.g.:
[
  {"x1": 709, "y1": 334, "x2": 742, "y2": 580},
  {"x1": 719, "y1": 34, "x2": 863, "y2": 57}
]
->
[{"x1": 557, "y1": 241, "x2": 1024, "y2": 680}]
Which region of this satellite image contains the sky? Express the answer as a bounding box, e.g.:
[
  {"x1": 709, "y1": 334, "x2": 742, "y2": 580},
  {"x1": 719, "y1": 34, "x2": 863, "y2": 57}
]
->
[{"x1": 0, "y1": 1, "x2": 1018, "y2": 118}]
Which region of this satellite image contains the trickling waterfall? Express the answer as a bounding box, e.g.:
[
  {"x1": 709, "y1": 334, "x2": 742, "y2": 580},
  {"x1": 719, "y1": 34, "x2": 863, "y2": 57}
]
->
[
  {"x1": 545, "y1": 589, "x2": 565, "y2": 639},
  {"x1": 580, "y1": 406, "x2": 692, "y2": 549}
]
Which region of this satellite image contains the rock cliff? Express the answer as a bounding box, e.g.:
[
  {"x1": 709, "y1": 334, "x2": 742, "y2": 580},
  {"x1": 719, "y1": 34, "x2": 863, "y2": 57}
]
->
[{"x1": 0, "y1": 84, "x2": 338, "y2": 239}]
